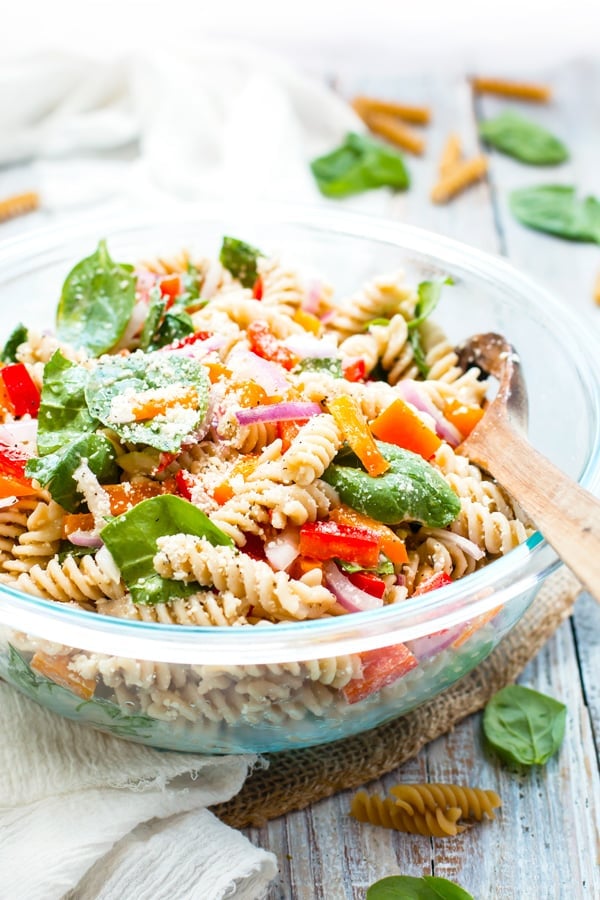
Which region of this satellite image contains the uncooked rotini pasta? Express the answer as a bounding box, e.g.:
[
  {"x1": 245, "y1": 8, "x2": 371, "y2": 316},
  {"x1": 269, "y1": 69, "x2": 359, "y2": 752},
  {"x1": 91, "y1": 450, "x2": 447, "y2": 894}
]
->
[
  {"x1": 389, "y1": 783, "x2": 502, "y2": 821},
  {"x1": 350, "y1": 790, "x2": 466, "y2": 837},
  {"x1": 0, "y1": 232, "x2": 532, "y2": 732}
]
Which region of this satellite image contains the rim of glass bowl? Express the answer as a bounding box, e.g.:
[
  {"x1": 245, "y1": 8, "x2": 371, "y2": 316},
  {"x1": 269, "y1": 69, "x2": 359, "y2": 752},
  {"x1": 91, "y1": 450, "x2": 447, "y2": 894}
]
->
[{"x1": 0, "y1": 203, "x2": 598, "y2": 665}]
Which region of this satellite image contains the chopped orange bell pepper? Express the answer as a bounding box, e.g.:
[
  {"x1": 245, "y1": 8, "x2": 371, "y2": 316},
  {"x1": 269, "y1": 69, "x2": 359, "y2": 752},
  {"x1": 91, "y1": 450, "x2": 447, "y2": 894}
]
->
[
  {"x1": 452, "y1": 605, "x2": 501, "y2": 648},
  {"x1": 342, "y1": 643, "x2": 418, "y2": 704},
  {"x1": 370, "y1": 397, "x2": 442, "y2": 459},
  {"x1": 277, "y1": 418, "x2": 309, "y2": 452},
  {"x1": 213, "y1": 457, "x2": 258, "y2": 506},
  {"x1": 443, "y1": 398, "x2": 485, "y2": 438},
  {"x1": 328, "y1": 394, "x2": 390, "y2": 477},
  {"x1": 104, "y1": 481, "x2": 164, "y2": 515},
  {"x1": 293, "y1": 308, "x2": 322, "y2": 335},
  {"x1": 129, "y1": 386, "x2": 199, "y2": 421},
  {"x1": 0, "y1": 476, "x2": 37, "y2": 499},
  {"x1": 31, "y1": 651, "x2": 96, "y2": 700},
  {"x1": 62, "y1": 512, "x2": 95, "y2": 539},
  {"x1": 328, "y1": 505, "x2": 408, "y2": 564},
  {"x1": 204, "y1": 361, "x2": 232, "y2": 384}
]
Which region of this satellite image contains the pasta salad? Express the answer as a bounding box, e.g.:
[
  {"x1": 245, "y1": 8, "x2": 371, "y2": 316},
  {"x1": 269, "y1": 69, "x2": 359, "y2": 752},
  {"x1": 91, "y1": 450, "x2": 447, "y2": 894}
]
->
[{"x1": 0, "y1": 235, "x2": 531, "y2": 645}]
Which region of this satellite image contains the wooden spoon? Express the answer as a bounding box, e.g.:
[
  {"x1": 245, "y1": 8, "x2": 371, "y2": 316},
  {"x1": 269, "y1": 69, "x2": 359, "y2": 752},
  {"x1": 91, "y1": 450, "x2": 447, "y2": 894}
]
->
[{"x1": 455, "y1": 332, "x2": 600, "y2": 602}]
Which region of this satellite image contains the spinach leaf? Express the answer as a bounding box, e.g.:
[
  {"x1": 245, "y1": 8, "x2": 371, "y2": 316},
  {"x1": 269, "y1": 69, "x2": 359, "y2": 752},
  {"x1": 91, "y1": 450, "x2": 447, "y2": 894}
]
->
[
  {"x1": 479, "y1": 111, "x2": 568, "y2": 165},
  {"x1": 100, "y1": 494, "x2": 233, "y2": 605},
  {"x1": 139, "y1": 288, "x2": 195, "y2": 351},
  {"x1": 26, "y1": 433, "x2": 119, "y2": 513},
  {"x1": 219, "y1": 236, "x2": 263, "y2": 288},
  {"x1": 509, "y1": 185, "x2": 600, "y2": 243},
  {"x1": 0, "y1": 323, "x2": 28, "y2": 363},
  {"x1": 56, "y1": 239, "x2": 136, "y2": 356},
  {"x1": 295, "y1": 357, "x2": 344, "y2": 378},
  {"x1": 367, "y1": 875, "x2": 474, "y2": 900},
  {"x1": 311, "y1": 132, "x2": 410, "y2": 198},
  {"x1": 323, "y1": 442, "x2": 460, "y2": 527},
  {"x1": 6, "y1": 644, "x2": 156, "y2": 738},
  {"x1": 85, "y1": 351, "x2": 210, "y2": 452},
  {"x1": 483, "y1": 684, "x2": 567, "y2": 766},
  {"x1": 139, "y1": 287, "x2": 166, "y2": 351},
  {"x1": 407, "y1": 278, "x2": 453, "y2": 377},
  {"x1": 36, "y1": 351, "x2": 98, "y2": 455},
  {"x1": 338, "y1": 558, "x2": 395, "y2": 576}
]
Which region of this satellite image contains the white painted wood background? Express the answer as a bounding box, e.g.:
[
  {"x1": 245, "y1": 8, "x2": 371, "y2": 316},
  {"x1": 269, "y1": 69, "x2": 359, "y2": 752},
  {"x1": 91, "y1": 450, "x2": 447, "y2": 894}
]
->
[{"x1": 242, "y1": 60, "x2": 600, "y2": 899}]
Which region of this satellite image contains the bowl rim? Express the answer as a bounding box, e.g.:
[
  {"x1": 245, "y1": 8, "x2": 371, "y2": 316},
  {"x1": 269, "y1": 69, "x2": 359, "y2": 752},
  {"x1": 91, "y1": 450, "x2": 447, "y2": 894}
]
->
[{"x1": 0, "y1": 203, "x2": 598, "y2": 664}]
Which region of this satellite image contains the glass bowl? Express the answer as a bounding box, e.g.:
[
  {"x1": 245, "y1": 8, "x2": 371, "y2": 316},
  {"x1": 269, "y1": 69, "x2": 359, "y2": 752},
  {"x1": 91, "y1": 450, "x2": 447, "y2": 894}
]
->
[{"x1": 0, "y1": 205, "x2": 598, "y2": 754}]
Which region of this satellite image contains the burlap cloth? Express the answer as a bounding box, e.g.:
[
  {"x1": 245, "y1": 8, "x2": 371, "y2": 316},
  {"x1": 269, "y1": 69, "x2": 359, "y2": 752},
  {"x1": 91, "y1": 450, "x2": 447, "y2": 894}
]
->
[{"x1": 213, "y1": 567, "x2": 581, "y2": 829}]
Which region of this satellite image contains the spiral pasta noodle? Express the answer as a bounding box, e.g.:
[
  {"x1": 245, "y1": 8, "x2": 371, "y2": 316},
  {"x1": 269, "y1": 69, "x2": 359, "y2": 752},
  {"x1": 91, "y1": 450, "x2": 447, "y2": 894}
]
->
[
  {"x1": 350, "y1": 790, "x2": 465, "y2": 837},
  {"x1": 327, "y1": 271, "x2": 414, "y2": 340},
  {"x1": 390, "y1": 783, "x2": 502, "y2": 821}
]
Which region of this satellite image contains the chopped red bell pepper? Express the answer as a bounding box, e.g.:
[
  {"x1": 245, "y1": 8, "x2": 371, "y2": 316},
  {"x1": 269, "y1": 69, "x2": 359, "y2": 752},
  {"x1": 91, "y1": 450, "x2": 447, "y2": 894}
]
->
[
  {"x1": 240, "y1": 533, "x2": 266, "y2": 561},
  {"x1": 342, "y1": 358, "x2": 367, "y2": 383},
  {"x1": 252, "y1": 276, "x2": 263, "y2": 300},
  {"x1": 0, "y1": 364, "x2": 40, "y2": 417},
  {"x1": 159, "y1": 331, "x2": 212, "y2": 352},
  {"x1": 413, "y1": 571, "x2": 452, "y2": 595},
  {"x1": 277, "y1": 418, "x2": 309, "y2": 452},
  {"x1": 0, "y1": 437, "x2": 36, "y2": 497},
  {"x1": 347, "y1": 570, "x2": 386, "y2": 598},
  {"x1": 298, "y1": 520, "x2": 380, "y2": 569},
  {"x1": 247, "y1": 321, "x2": 298, "y2": 371},
  {"x1": 175, "y1": 469, "x2": 195, "y2": 501},
  {"x1": 343, "y1": 643, "x2": 418, "y2": 704}
]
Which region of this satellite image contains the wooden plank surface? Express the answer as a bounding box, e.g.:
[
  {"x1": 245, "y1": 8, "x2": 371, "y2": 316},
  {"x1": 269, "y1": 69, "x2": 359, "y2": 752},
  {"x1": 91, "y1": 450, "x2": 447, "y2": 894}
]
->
[{"x1": 244, "y1": 63, "x2": 600, "y2": 899}]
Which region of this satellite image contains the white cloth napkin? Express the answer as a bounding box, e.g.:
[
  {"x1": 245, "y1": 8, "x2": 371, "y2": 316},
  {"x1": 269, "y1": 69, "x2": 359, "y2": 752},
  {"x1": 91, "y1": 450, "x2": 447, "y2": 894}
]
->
[
  {"x1": 0, "y1": 41, "x2": 371, "y2": 899},
  {"x1": 0, "y1": 681, "x2": 277, "y2": 899}
]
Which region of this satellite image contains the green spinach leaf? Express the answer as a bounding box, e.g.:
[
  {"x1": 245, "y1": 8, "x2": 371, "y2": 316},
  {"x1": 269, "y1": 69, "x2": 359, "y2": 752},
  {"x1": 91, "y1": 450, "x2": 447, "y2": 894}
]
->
[
  {"x1": 295, "y1": 357, "x2": 344, "y2": 378},
  {"x1": 85, "y1": 351, "x2": 210, "y2": 452},
  {"x1": 367, "y1": 875, "x2": 474, "y2": 900},
  {"x1": 407, "y1": 278, "x2": 453, "y2": 377},
  {"x1": 100, "y1": 494, "x2": 233, "y2": 605},
  {"x1": 311, "y1": 132, "x2": 410, "y2": 198},
  {"x1": 56, "y1": 239, "x2": 136, "y2": 356},
  {"x1": 6, "y1": 644, "x2": 156, "y2": 738},
  {"x1": 139, "y1": 288, "x2": 195, "y2": 351},
  {"x1": 0, "y1": 323, "x2": 28, "y2": 363},
  {"x1": 509, "y1": 185, "x2": 600, "y2": 243},
  {"x1": 323, "y1": 442, "x2": 460, "y2": 527},
  {"x1": 36, "y1": 351, "x2": 98, "y2": 455},
  {"x1": 483, "y1": 684, "x2": 567, "y2": 766},
  {"x1": 26, "y1": 433, "x2": 119, "y2": 513},
  {"x1": 338, "y1": 558, "x2": 395, "y2": 576},
  {"x1": 479, "y1": 111, "x2": 568, "y2": 165},
  {"x1": 219, "y1": 236, "x2": 263, "y2": 288}
]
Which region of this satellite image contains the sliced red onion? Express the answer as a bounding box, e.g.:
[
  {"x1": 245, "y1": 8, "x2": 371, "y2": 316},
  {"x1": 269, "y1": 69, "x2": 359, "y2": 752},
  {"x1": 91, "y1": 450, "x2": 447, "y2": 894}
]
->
[
  {"x1": 96, "y1": 545, "x2": 122, "y2": 584},
  {"x1": 0, "y1": 420, "x2": 38, "y2": 455},
  {"x1": 302, "y1": 280, "x2": 323, "y2": 314},
  {"x1": 168, "y1": 335, "x2": 225, "y2": 359},
  {"x1": 68, "y1": 530, "x2": 103, "y2": 548},
  {"x1": 117, "y1": 300, "x2": 148, "y2": 348},
  {"x1": 283, "y1": 333, "x2": 337, "y2": 360},
  {"x1": 405, "y1": 625, "x2": 465, "y2": 661},
  {"x1": 264, "y1": 528, "x2": 300, "y2": 571},
  {"x1": 236, "y1": 401, "x2": 322, "y2": 426},
  {"x1": 323, "y1": 559, "x2": 384, "y2": 613},
  {"x1": 0, "y1": 496, "x2": 18, "y2": 509},
  {"x1": 396, "y1": 380, "x2": 462, "y2": 447},
  {"x1": 227, "y1": 349, "x2": 289, "y2": 394},
  {"x1": 426, "y1": 528, "x2": 485, "y2": 561}
]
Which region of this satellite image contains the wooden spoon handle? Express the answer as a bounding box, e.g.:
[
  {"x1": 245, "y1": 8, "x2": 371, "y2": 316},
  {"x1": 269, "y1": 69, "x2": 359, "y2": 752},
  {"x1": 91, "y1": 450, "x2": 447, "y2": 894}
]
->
[{"x1": 464, "y1": 426, "x2": 600, "y2": 602}]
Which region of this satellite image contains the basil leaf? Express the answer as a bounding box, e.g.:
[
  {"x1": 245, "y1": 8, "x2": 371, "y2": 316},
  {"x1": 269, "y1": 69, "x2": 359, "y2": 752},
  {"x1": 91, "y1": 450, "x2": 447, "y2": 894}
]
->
[
  {"x1": 323, "y1": 442, "x2": 460, "y2": 527},
  {"x1": 367, "y1": 875, "x2": 474, "y2": 900},
  {"x1": 407, "y1": 278, "x2": 453, "y2": 378},
  {"x1": 85, "y1": 351, "x2": 210, "y2": 452},
  {"x1": 311, "y1": 132, "x2": 410, "y2": 198},
  {"x1": 509, "y1": 185, "x2": 600, "y2": 243},
  {"x1": 100, "y1": 494, "x2": 233, "y2": 606},
  {"x1": 56, "y1": 239, "x2": 136, "y2": 356},
  {"x1": 295, "y1": 357, "x2": 343, "y2": 378},
  {"x1": 26, "y1": 433, "x2": 119, "y2": 513},
  {"x1": 219, "y1": 236, "x2": 262, "y2": 288},
  {"x1": 483, "y1": 684, "x2": 567, "y2": 766},
  {"x1": 0, "y1": 323, "x2": 28, "y2": 363},
  {"x1": 479, "y1": 111, "x2": 568, "y2": 165},
  {"x1": 36, "y1": 351, "x2": 98, "y2": 455}
]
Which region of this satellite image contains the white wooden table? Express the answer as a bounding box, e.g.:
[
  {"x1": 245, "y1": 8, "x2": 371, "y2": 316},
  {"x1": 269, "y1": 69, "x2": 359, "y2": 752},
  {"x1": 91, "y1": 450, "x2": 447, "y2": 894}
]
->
[
  {"x1": 241, "y1": 60, "x2": 600, "y2": 899},
  {"x1": 0, "y1": 56, "x2": 598, "y2": 900}
]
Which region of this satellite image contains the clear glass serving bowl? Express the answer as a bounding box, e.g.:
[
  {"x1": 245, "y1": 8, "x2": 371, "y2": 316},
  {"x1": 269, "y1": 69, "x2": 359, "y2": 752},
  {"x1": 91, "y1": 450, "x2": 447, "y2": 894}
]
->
[{"x1": 0, "y1": 206, "x2": 598, "y2": 754}]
